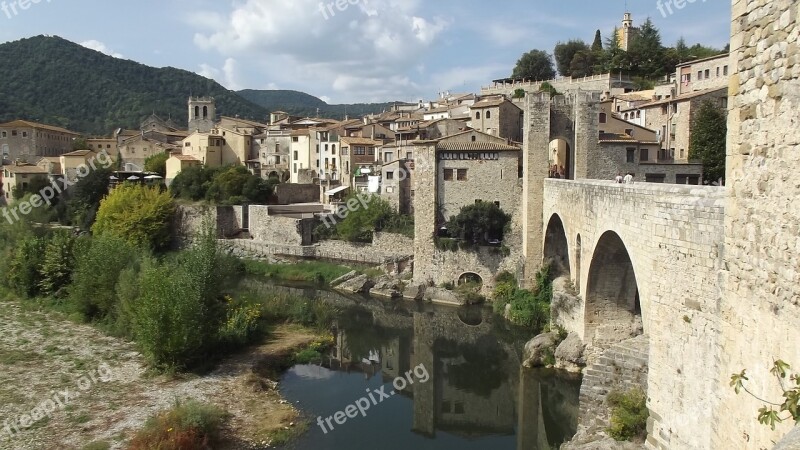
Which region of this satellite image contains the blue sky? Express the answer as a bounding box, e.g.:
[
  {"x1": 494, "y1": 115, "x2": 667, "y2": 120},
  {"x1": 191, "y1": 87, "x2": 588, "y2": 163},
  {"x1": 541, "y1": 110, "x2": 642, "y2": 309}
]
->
[{"x1": 0, "y1": 0, "x2": 731, "y2": 104}]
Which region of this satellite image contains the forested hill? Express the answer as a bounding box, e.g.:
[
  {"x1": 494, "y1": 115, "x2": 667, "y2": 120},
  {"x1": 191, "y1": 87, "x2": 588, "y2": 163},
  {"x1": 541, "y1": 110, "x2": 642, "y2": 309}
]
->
[
  {"x1": 0, "y1": 35, "x2": 268, "y2": 135},
  {"x1": 236, "y1": 89, "x2": 402, "y2": 120}
]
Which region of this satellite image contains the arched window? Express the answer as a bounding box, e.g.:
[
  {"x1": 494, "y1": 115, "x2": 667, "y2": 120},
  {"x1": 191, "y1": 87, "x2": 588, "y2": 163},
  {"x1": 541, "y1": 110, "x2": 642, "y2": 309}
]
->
[
  {"x1": 476, "y1": 112, "x2": 481, "y2": 119},
  {"x1": 203, "y1": 106, "x2": 208, "y2": 119},
  {"x1": 332, "y1": 145, "x2": 337, "y2": 155},
  {"x1": 486, "y1": 111, "x2": 492, "y2": 119},
  {"x1": 194, "y1": 106, "x2": 200, "y2": 118}
]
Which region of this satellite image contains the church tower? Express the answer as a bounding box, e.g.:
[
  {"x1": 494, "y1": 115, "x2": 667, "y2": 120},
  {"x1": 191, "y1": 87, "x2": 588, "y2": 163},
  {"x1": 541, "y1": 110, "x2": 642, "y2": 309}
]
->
[
  {"x1": 616, "y1": 12, "x2": 639, "y2": 51},
  {"x1": 188, "y1": 97, "x2": 216, "y2": 133}
]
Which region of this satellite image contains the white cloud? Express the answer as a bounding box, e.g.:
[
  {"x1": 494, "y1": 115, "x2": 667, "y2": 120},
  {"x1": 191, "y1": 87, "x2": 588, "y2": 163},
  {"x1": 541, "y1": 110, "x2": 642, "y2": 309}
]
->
[
  {"x1": 187, "y1": 0, "x2": 449, "y2": 101},
  {"x1": 196, "y1": 58, "x2": 242, "y2": 90},
  {"x1": 80, "y1": 40, "x2": 123, "y2": 58},
  {"x1": 429, "y1": 64, "x2": 510, "y2": 93}
]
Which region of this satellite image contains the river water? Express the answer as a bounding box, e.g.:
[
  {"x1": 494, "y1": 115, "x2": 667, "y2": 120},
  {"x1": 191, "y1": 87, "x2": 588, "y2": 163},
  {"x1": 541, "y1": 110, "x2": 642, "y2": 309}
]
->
[{"x1": 245, "y1": 281, "x2": 581, "y2": 450}]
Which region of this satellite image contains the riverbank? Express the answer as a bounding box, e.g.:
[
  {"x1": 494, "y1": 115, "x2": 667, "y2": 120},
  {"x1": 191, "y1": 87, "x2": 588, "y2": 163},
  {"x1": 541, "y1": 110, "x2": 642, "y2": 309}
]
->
[{"x1": 0, "y1": 295, "x2": 323, "y2": 449}]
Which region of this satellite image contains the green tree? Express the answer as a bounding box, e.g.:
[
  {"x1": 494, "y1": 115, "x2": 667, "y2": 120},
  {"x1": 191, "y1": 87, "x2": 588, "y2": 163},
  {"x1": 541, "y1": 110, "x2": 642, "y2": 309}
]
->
[
  {"x1": 37, "y1": 231, "x2": 76, "y2": 297},
  {"x1": 66, "y1": 167, "x2": 111, "y2": 228},
  {"x1": 675, "y1": 37, "x2": 690, "y2": 63},
  {"x1": 599, "y1": 27, "x2": 628, "y2": 73},
  {"x1": 731, "y1": 360, "x2": 800, "y2": 430},
  {"x1": 170, "y1": 165, "x2": 219, "y2": 201},
  {"x1": 335, "y1": 193, "x2": 394, "y2": 243},
  {"x1": 689, "y1": 100, "x2": 727, "y2": 184},
  {"x1": 569, "y1": 50, "x2": 596, "y2": 78},
  {"x1": 71, "y1": 137, "x2": 88, "y2": 150},
  {"x1": 446, "y1": 201, "x2": 511, "y2": 245},
  {"x1": 627, "y1": 18, "x2": 666, "y2": 79},
  {"x1": 93, "y1": 183, "x2": 176, "y2": 251},
  {"x1": 511, "y1": 49, "x2": 556, "y2": 81},
  {"x1": 12, "y1": 175, "x2": 51, "y2": 200},
  {"x1": 591, "y1": 30, "x2": 603, "y2": 52},
  {"x1": 554, "y1": 40, "x2": 590, "y2": 77},
  {"x1": 144, "y1": 152, "x2": 169, "y2": 178},
  {"x1": 205, "y1": 166, "x2": 274, "y2": 205},
  {"x1": 6, "y1": 236, "x2": 46, "y2": 297}
]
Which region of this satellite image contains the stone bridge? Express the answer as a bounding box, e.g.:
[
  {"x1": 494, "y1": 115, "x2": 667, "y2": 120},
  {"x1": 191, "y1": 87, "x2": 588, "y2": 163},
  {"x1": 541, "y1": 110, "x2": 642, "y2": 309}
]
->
[{"x1": 541, "y1": 178, "x2": 727, "y2": 449}]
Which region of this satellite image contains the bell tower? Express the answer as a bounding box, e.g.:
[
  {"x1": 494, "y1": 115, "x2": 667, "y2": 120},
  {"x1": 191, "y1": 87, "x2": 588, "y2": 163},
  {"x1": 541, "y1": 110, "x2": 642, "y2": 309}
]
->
[{"x1": 188, "y1": 96, "x2": 216, "y2": 133}]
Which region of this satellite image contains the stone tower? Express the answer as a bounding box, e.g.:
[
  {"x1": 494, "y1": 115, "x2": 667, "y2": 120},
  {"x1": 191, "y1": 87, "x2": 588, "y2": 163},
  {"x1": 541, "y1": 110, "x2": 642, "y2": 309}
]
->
[
  {"x1": 617, "y1": 12, "x2": 638, "y2": 51},
  {"x1": 188, "y1": 97, "x2": 216, "y2": 133}
]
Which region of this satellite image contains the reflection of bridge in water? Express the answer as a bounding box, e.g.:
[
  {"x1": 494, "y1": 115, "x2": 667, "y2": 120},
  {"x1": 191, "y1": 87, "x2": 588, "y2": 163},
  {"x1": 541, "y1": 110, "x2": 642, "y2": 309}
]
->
[{"x1": 241, "y1": 279, "x2": 581, "y2": 449}]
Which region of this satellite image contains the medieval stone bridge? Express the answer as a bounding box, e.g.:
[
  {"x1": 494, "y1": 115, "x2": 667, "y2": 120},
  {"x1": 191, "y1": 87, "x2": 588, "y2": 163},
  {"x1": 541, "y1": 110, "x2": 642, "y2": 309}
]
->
[{"x1": 541, "y1": 178, "x2": 727, "y2": 449}]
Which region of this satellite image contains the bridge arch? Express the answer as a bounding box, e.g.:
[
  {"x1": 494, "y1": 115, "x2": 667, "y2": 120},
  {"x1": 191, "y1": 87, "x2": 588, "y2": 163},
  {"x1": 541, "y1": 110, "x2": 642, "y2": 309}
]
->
[
  {"x1": 457, "y1": 272, "x2": 483, "y2": 286},
  {"x1": 543, "y1": 214, "x2": 570, "y2": 278},
  {"x1": 584, "y1": 231, "x2": 644, "y2": 348}
]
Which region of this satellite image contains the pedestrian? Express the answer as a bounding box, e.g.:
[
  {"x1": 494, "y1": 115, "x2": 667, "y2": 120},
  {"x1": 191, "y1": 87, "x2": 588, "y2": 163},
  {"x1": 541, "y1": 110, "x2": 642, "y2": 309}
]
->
[
  {"x1": 624, "y1": 172, "x2": 634, "y2": 184},
  {"x1": 615, "y1": 173, "x2": 624, "y2": 184}
]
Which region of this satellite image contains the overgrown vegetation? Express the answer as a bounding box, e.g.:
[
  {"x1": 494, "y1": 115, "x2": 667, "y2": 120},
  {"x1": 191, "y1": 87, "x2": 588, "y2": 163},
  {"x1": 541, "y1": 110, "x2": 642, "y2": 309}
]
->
[
  {"x1": 445, "y1": 201, "x2": 511, "y2": 246},
  {"x1": 127, "y1": 400, "x2": 230, "y2": 450},
  {"x1": 314, "y1": 193, "x2": 413, "y2": 242},
  {"x1": 243, "y1": 259, "x2": 352, "y2": 285},
  {"x1": 607, "y1": 388, "x2": 649, "y2": 441},
  {"x1": 731, "y1": 360, "x2": 800, "y2": 430},
  {"x1": 92, "y1": 183, "x2": 176, "y2": 252},
  {"x1": 144, "y1": 152, "x2": 169, "y2": 178},
  {"x1": 170, "y1": 165, "x2": 278, "y2": 205},
  {"x1": 492, "y1": 267, "x2": 553, "y2": 332}
]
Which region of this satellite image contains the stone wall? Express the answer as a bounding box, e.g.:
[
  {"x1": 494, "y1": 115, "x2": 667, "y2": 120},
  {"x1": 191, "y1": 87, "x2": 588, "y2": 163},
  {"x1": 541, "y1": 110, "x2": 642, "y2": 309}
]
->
[
  {"x1": 713, "y1": 1, "x2": 800, "y2": 449},
  {"x1": 542, "y1": 179, "x2": 726, "y2": 449},
  {"x1": 436, "y1": 153, "x2": 521, "y2": 220},
  {"x1": 173, "y1": 205, "x2": 242, "y2": 246},
  {"x1": 273, "y1": 183, "x2": 320, "y2": 205},
  {"x1": 591, "y1": 143, "x2": 704, "y2": 184},
  {"x1": 317, "y1": 232, "x2": 414, "y2": 260},
  {"x1": 247, "y1": 205, "x2": 312, "y2": 246}
]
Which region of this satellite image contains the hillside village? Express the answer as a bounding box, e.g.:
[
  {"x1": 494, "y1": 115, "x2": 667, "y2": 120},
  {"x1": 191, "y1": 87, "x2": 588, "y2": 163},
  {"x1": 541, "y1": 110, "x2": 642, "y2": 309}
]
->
[{"x1": 0, "y1": 5, "x2": 798, "y2": 450}]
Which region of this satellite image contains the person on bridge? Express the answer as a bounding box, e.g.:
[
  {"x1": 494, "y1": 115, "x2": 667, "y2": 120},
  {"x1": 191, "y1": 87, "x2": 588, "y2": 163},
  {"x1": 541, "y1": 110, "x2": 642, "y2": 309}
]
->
[
  {"x1": 624, "y1": 173, "x2": 635, "y2": 184},
  {"x1": 615, "y1": 173, "x2": 624, "y2": 184}
]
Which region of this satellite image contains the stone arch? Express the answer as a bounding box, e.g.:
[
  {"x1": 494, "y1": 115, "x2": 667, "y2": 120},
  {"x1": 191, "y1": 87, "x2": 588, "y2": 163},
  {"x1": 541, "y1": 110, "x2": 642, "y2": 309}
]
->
[
  {"x1": 458, "y1": 272, "x2": 483, "y2": 286},
  {"x1": 543, "y1": 214, "x2": 570, "y2": 278},
  {"x1": 548, "y1": 137, "x2": 574, "y2": 180},
  {"x1": 585, "y1": 231, "x2": 643, "y2": 348}
]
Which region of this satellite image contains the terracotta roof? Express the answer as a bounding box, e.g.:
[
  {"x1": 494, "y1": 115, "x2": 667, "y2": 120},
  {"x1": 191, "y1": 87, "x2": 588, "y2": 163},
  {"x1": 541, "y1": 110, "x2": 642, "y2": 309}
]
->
[
  {"x1": 425, "y1": 106, "x2": 450, "y2": 114},
  {"x1": 471, "y1": 98, "x2": 510, "y2": 109},
  {"x1": 61, "y1": 150, "x2": 95, "y2": 157},
  {"x1": 290, "y1": 129, "x2": 310, "y2": 137},
  {"x1": 436, "y1": 141, "x2": 519, "y2": 151},
  {"x1": 3, "y1": 164, "x2": 50, "y2": 174},
  {"x1": 340, "y1": 137, "x2": 383, "y2": 146},
  {"x1": 171, "y1": 155, "x2": 201, "y2": 162},
  {"x1": 636, "y1": 87, "x2": 727, "y2": 108},
  {"x1": 220, "y1": 116, "x2": 269, "y2": 128},
  {"x1": 0, "y1": 120, "x2": 80, "y2": 135}
]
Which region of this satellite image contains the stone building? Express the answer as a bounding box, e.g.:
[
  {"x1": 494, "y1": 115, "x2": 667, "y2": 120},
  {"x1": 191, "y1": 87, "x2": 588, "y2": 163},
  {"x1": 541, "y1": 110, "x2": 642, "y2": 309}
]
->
[
  {"x1": 1, "y1": 162, "x2": 49, "y2": 203},
  {"x1": 468, "y1": 97, "x2": 523, "y2": 142},
  {"x1": 188, "y1": 97, "x2": 216, "y2": 133},
  {"x1": 676, "y1": 53, "x2": 731, "y2": 96},
  {"x1": 616, "y1": 12, "x2": 639, "y2": 51},
  {"x1": 0, "y1": 120, "x2": 80, "y2": 161}
]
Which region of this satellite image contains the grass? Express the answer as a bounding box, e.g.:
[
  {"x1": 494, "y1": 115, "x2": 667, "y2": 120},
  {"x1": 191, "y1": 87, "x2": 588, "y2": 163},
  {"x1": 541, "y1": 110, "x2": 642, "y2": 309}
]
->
[
  {"x1": 607, "y1": 388, "x2": 649, "y2": 441},
  {"x1": 127, "y1": 400, "x2": 230, "y2": 450},
  {"x1": 243, "y1": 260, "x2": 352, "y2": 285},
  {"x1": 80, "y1": 442, "x2": 111, "y2": 450}
]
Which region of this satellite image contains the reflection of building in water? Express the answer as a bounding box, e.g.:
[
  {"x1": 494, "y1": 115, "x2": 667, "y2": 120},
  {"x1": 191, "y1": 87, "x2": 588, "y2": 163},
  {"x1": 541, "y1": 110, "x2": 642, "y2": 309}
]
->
[{"x1": 321, "y1": 304, "x2": 579, "y2": 447}]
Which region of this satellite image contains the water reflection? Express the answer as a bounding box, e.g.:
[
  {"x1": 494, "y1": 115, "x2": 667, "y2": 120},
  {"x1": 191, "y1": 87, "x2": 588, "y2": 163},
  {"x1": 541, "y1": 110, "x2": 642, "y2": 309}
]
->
[{"x1": 244, "y1": 281, "x2": 580, "y2": 449}]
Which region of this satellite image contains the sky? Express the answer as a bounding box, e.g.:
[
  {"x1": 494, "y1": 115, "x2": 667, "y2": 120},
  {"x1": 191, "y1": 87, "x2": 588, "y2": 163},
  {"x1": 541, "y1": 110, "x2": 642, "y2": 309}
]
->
[{"x1": 0, "y1": 0, "x2": 732, "y2": 104}]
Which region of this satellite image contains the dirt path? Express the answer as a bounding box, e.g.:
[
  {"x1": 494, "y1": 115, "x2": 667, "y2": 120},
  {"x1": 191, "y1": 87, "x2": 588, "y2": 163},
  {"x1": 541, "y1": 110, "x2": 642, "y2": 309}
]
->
[{"x1": 0, "y1": 299, "x2": 318, "y2": 450}]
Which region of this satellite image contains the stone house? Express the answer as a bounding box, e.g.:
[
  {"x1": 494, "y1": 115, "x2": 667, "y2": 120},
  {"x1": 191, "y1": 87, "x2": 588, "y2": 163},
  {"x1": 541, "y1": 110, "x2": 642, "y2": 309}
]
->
[
  {"x1": 118, "y1": 133, "x2": 181, "y2": 171},
  {"x1": 676, "y1": 53, "x2": 730, "y2": 96},
  {"x1": 1, "y1": 163, "x2": 50, "y2": 203},
  {"x1": 468, "y1": 97, "x2": 523, "y2": 142},
  {"x1": 165, "y1": 154, "x2": 202, "y2": 187},
  {"x1": 0, "y1": 120, "x2": 81, "y2": 162}
]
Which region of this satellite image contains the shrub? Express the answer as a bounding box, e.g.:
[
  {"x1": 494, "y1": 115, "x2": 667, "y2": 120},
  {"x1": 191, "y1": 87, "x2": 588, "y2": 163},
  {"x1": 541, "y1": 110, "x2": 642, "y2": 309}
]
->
[
  {"x1": 144, "y1": 152, "x2": 169, "y2": 178},
  {"x1": 6, "y1": 236, "x2": 46, "y2": 297},
  {"x1": 127, "y1": 400, "x2": 229, "y2": 450},
  {"x1": 93, "y1": 184, "x2": 176, "y2": 251},
  {"x1": 607, "y1": 388, "x2": 649, "y2": 441},
  {"x1": 496, "y1": 266, "x2": 553, "y2": 332},
  {"x1": 335, "y1": 193, "x2": 394, "y2": 243},
  {"x1": 218, "y1": 296, "x2": 263, "y2": 348},
  {"x1": 37, "y1": 231, "x2": 76, "y2": 297},
  {"x1": 69, "y1": 234, "x2": 144, "y2": 323},
  {"x1": 446, "y1": 201, "x2": 511, "y2": 245}
]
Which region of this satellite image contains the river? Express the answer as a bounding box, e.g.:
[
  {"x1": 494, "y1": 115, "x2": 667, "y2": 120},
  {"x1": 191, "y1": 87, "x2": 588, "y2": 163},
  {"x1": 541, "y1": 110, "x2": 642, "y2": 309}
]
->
[{"x1": 242, "y1": 280, "x2": 581, "y2": 450}]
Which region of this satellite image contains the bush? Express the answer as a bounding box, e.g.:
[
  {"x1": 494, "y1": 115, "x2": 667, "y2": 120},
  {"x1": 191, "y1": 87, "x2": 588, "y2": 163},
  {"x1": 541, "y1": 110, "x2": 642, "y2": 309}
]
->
[
  {"x1": 335, "y1": 193, "x2": 394, "y2": 243},
  {"x1": 93, "y1": 183, "x2": 176, "y2": 251},
  {"x1": 144, "y1": 152, "x2": 169, "y2": 178},
  {"x1": 446, "y1": 201, "x2": 511, "y2": 245},
  {"x1": 127, "y1": 400, "x2": 229, "y2": 450},
  {"x1": 494, "y1": 266, "x2": 553, "y2": 332},
  {"x1": 69, "y1": 234, "x2": 144, "y2": 323},
  {"x1": 37, "y1": 231, "x2": 76, "y2": 297},
  {"x1": 6, "y1": 236, "x2": 46, "y2": 297},
  {"x1": 607, "y1": 388, "x2": 649, "y2": 441},
  {"x1": 218, "y1": 295, "x2": 262, "y2": 348}
]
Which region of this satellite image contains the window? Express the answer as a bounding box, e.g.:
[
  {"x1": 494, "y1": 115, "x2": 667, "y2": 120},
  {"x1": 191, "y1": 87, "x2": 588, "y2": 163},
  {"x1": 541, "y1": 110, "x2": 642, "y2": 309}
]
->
[
  {"x1": 293, "y1": 163, "x2": 297, "y2": 174},
  {"x1": 386, "y1": 171, "x2": 394, "y2": 180},
  {"x1": 716, "y1": 67, "x2": 720, "y2": 77},
  {"x1": 294, "y1": 151, "x2": 298, "y2": 160},
  {"x1": 697, "y1": 70, "x2": 703, "y2": 80},
  {"x1": 354, "y1": 146, "x2": 366, "y2": 155},
  {"x1": 640, "y1": 148, "x2": 649, "y2": 162},
  {"x1": 723, "y1": 65, "x2": 729, "y2": 76},
  {"x1": 494, "y1": 201, "x2": 500, "y2": 208},
  {"x1": 599, "y1": 113, "x2": 607, "y2": 123},
  {"x1": 486, "y1": 111, "x2": 491, "y2": 119},
  {"x1": 368, "y1": 147, "x2": 374, "y2": 156},
  {"x1": 185, "y1": 142, "x2": 191, "y2": 147},
  {"x1": 406, "y1": 152, "x2": 412, "y2": 159},
  {"x1": 444, "y1": 169, "x2": 454, "y2": 181},
  {"x1": 457, "y1": 169, "x2": 468, "y2": 181},
  {"x1": 475, "y1": 112, "x2": 481, "y2": 119},
  {"x1": 705, "y1": 69, "x2": 710, "y2": 79},
  {"x1": 316, "y1": 144, "x2": 319, "y2": 154},
  {"x1": 316, "y1": 159, "x2": 320, "y2": 168},
  {"x1": 636, "y1": 110, "x2": 641, "y2": 118},
  {"x1": 332, "y1": 145, "x2": 337, "y2": 155},
  {"x1": 384, "y1": 152, "x2": 394, "y2": 162},
  {"x1": 22, "y1": 132, "x2": 27, "y2": 138},
  {"x1": 625, "y1": 128, "x2": 634, "y2": 136},
  {"x1": 1, "y1": 131, "x2": 5, "y2": 138},
  {"x1": 292, "y1": 137, "x2": 299, "y2": 142},
  {"x1": 11, "y1": 130, "x2": 17, "y2": 136},
  {"x1": 471, "y1": 136, "x2": 477, "y2": 142},
  {"x1": 645, "y1": 173, "x2": 666, "y2": 183},
  {"x1": 721, "y1": 97, "x2": 728, "y2": 109},
  {"x1": 624, "y1": 113, "x2": 629, "y2": 120},
  {"x1": 275, "y1": 143, "x2": 280, "y2": 153},
  {"x1": 324, "y1": 144, "x2": 329, "y2": 152},
  {"x1": 626, "y1": 148, "x2": 636, "y2": 163},
  {"x1": 680, "y1": 148, "x2": 685, "y2": 158},
  {"x1": 661, "y1": 104, "x2": 668, "y2": 114}
]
